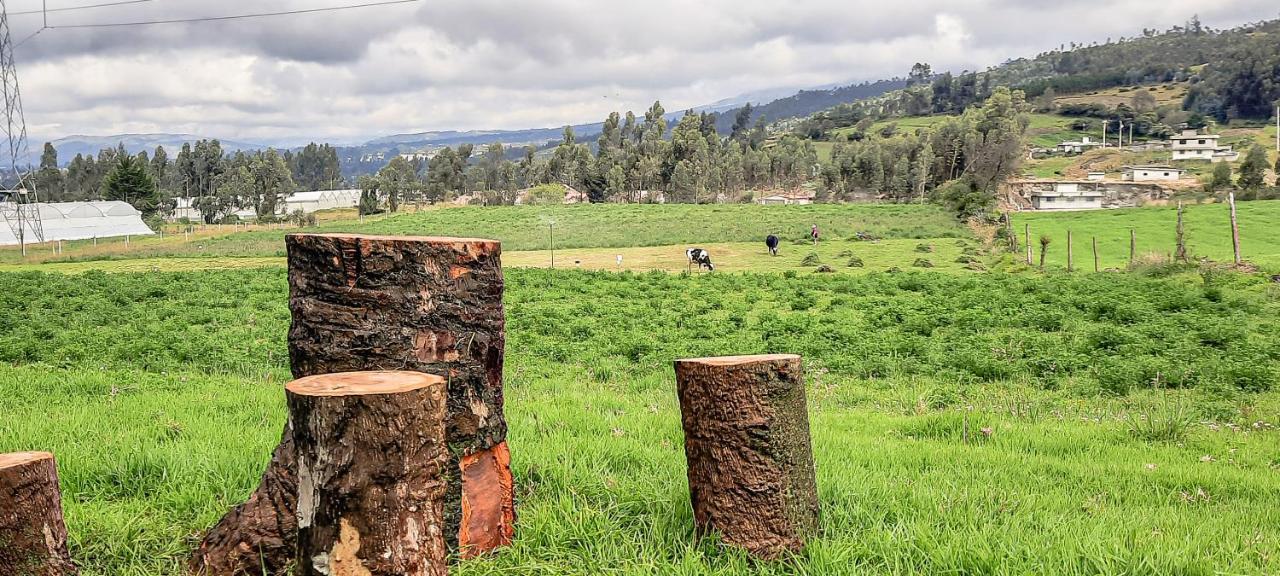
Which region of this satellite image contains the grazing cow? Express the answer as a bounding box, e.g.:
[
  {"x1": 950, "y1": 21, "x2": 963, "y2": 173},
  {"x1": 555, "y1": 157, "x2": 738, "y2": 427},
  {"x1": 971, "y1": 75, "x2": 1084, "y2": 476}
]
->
[
  {"x1": 765, "y1": 235, "x2": 780, "y2": 256},
  {"x1": 686, "y1": 248, "x2": 715, "y2": 271}
]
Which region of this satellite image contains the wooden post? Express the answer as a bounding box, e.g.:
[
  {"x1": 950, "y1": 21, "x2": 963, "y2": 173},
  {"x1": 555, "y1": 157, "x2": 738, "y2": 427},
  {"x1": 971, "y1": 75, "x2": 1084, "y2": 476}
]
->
[
  {"x1": 674, "y1": 354, "x2": 820, "y2": 559},
  {"x1": 1067, "y1": 230, "x2": 1074, "y2": 272},
  {"x1": 1092, "y1": 237, "x2": 1099, "y2": 273},
  {"x1": 1024, "y1": 223, "x2": 1032, "y2": 265},
  {"x1": 1175, "y1": 201, "x2": 1188, "y2": 263},
  {"x1": 288, "y1": 372, "x2": 449, "y2": 576},
  {"x1": 1129, "y1": 228, "x2": 1136, "y2": 267},
  {"x1": 0, "y1": 452, "x2": 78, "y2": 576},
  {"x1": 192, "y1": 233, "x2": 513, "y2": 576},
  {"x1": 1229, "y1": 192, "x2": 1242, "y2": 265}
]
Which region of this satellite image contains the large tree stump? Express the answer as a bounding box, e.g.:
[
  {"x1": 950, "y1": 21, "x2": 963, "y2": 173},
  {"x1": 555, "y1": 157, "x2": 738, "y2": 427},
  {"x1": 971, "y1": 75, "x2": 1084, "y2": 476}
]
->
[
  {"x1": 192, "y1": 234, "x2": 513, "y2": 575},
  {"x1": 0, "y1": 452, "x2": 78, "y2": 576},
  {"x1": 674, "y1": 354, "x2": 820, "y2": 559},
  {"x1": 288, "y1": 371, "x2": 449, "y2": 576}
]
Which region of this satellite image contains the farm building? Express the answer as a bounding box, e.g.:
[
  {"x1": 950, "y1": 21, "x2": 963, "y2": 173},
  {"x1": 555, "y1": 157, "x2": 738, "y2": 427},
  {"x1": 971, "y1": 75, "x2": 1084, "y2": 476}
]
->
[
  {"x1": 0, "y1": 201, "x2": 154, "y2": 246},
  {"x1": 1123, "y1": 165, "x2": 1183, "y2": 182},
  {"x1": 1086, "y1": 172, "x2": 1106, "y2": 181},
  {"x1": 1057, "y1": 136, "x2": 1102, "y2": 154},
  {"x1": 757, "y1": 191, "x2": 815, "y2": 205},
  {"x1": 1168, "y1": 129, "x2": 1239, "y2": 162},
  {"x1": 1029, "y1": 183, "x2": 1105, "y2": 211},
  {"x1": 283, "y1": 189, "x2": 361, "y2": 214}
]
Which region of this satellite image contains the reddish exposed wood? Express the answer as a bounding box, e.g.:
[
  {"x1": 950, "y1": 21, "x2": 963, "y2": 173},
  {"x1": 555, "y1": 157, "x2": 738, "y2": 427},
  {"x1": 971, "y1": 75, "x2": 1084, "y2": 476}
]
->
[
  {"x1": 0, "y1": 452, "x2": 78, "y2": 576},
  {"x1": 192, "y1": 233, "x2": 513, "y2": 576},
  {"x1": 287, "y1": 371, "x2": 449, "y2": 576},
  {"x1": 674, "y1": 354, "x2": 820, "y2": 559},
  {"x1": 458, "y1": 442, "x2": 515, "y2": 558}
]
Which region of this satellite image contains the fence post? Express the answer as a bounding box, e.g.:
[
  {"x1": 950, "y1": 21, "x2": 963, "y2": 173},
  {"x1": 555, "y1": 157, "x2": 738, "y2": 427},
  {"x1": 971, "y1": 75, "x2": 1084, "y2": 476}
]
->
[
  {"x1": 1024, "y1": 223, "x2": 1032, "y2": 265},
  {"x1": 1129, "y1": 228, "x2": 1136, "y2": 267},
  {"x1": 1229, "y1": 192, "x2": 1242, "y2": 266},
  {"x1": 1093, "y1": 237, "x2": 1099, "y2": 272},
  {"x1": 1175, "y1": 201, "x2": 1188, "y2": 263},
  {"x1": 1067, "y1": 230, "x2": 1074, "y2": 272}
]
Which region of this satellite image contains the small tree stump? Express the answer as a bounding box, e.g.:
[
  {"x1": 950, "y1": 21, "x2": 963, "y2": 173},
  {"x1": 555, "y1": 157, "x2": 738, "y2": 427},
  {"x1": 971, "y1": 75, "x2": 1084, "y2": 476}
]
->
[
  {"x1": 0, "y1": 452, "x2": 78, "y2": 576},
  {"x1": 288, "y1": 371, "x2": 449, "y2": 576},
  {"x1": 674, "y1": 354, "x2": 820, "y2": 559},
  {"x1": 192, "y1": 234, "x2": 513, "y2": 575}
]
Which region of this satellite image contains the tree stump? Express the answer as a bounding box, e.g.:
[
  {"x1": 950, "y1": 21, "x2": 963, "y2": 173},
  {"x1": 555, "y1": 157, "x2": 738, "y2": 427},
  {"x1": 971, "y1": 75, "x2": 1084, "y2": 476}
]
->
[
  {"x1": 0, "y1": 452, "x2": 78, "y2": 576},
  {"x1": 192, "y1": 234, "x2": 513, "y2": 575},
  {"x1": 288, "y1": 371, "x2": 449, "y2": 576},
  {"x1": 674, "y1": 354, "x2": 820, "y2": 559}
]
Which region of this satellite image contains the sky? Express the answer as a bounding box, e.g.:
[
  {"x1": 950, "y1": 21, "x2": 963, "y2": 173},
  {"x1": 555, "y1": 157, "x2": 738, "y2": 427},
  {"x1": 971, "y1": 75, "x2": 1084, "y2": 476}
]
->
[{"x1": 9, "y1": 0, "x2": 1279, "y2": 146}]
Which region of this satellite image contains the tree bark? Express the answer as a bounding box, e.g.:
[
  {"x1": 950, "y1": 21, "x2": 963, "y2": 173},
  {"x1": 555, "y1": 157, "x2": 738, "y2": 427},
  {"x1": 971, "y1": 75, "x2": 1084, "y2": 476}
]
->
[
  {"x1": 192, "y1": 233, "x2": 513, "y2": 575},
  {"x1": 0, "y1": 452, "x2": 78, "y2": 576},
  {"x1": 674, "y1": 354, "x2": 820, "y2": 559},
  {"x1": 288, "y1": 371, "x2": 449, "y2": 576}
]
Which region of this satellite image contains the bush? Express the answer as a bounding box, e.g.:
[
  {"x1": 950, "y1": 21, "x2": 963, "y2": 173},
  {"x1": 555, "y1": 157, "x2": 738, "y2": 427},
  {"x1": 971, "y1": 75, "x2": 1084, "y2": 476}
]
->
[
  {"x1": 913, "y1": 258, "x2": 934, "y2": 268},
  {"x1": 847, "y1": 256, "x2": 865, "y2": 268},
  {"x1": 800, "y1": 253, "x2": 822, "y2": 266},
  {"x1": 815, "y1": 265, "x2": 835, "y2": 274},
  {"x1": 915, "y1": 243, "x2": 935, "y2": 253}
]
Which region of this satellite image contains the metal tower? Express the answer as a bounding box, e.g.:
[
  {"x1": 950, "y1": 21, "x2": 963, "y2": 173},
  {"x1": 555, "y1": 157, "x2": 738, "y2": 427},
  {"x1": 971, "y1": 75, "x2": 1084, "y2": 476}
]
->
[{"x1": 0, "y1": 0, "x2": 43, "y2": 250}]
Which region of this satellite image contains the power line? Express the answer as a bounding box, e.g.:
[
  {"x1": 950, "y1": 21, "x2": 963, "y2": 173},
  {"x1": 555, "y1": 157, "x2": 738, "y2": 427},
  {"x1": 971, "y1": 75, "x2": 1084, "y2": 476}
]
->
[
  {"x1": 45, "y1": 0, "x2": 421, "y2": 29},
  {"x1": 10, "y1": 0, "x2": 154, "y2": 17}
]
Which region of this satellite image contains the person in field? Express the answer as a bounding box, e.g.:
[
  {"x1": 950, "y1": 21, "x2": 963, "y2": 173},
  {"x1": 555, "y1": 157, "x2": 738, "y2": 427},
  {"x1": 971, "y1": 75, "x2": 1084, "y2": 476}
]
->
[{"x1": 810, "y1": 224, "x2": 820, "y2": 245}]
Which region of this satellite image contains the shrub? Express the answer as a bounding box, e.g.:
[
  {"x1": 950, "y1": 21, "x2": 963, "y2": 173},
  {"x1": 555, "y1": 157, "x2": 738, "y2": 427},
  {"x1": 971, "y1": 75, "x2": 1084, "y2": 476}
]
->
[
  {"x1": 800, "y1": 253, "x2": 822, "y2": 266},
  {"x1": 915, "y1": 243, "x2": 934, "y2": 253},
  {"x1": 847, "y1": 256, "x2": 865, "y2": 268},
  {"x1": 913, "y1": 258, "x2": 934, "y2": 268},
  {"x1": 837, "y1": 250, "x2": 853, "y2": 258},
  {"x1": 815, "y1": 265, "x2": 835, "y2": 274}
]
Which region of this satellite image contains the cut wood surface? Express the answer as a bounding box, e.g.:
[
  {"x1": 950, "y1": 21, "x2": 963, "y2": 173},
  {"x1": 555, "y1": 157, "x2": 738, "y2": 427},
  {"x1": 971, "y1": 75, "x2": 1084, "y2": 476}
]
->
[
  {"x1": 674, "y1": 354, "x2": 820, "y2": 559},
  {"x1": 0, "y1": 452, "x2": 78, "y2": 576}
]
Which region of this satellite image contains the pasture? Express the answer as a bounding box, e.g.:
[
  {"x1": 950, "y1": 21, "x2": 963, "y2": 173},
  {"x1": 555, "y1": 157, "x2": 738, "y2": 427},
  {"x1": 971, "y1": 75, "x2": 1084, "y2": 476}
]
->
[
  {"x1": 1013, "y1": 200, "x2": 1280, "y2": 272},
  {"x1": 2, "y1": 202, "x2": 1280, "y2": 575}
]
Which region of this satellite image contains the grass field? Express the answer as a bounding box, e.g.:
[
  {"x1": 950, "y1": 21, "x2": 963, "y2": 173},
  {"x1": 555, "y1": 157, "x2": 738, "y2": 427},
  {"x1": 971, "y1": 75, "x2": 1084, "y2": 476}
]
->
[
  {"x1": 2, "y1": 267, "x2": 1279, "y2": 575},
  {"x1": 1013, "y1": 200, "x2": 1280, "y2": 272},
  {"x1": 0, "y1": 204, "x2": 965, "y2": 266}
]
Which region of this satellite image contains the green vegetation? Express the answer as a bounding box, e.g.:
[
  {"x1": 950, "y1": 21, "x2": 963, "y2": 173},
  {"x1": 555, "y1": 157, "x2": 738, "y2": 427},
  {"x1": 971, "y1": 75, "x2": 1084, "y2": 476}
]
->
[
  {"x1": 1015, "y1": 200, "x2": 1280, "y2": 271},
  {"x1": 2, "y1": 266, "x2": 1279, "y2": 575}
]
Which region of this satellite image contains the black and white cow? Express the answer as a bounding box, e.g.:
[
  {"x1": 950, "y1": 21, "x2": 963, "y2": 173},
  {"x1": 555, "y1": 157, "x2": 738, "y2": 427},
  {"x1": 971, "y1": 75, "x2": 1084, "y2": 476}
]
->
[
  {"x1": 686, "y1": 248, "x2": 715, "y2": 271},
  {"x1": 765, "y1": 235, "x2": 780, "y2": 256}
]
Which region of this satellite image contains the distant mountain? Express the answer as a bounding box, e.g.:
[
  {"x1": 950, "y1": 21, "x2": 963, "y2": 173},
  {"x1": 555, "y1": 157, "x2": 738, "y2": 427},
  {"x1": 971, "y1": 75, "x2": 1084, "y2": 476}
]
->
[{"x1": 47, "y1": 134, "x2": 269, "y2": 165}]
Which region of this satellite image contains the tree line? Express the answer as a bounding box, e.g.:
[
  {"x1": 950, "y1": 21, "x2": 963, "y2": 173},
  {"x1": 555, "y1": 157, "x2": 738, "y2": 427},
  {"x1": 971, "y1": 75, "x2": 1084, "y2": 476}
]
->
[
  {"x1": 32, "y1": 141, "x2": 342, "y2": 222},
  {"x1": 355, "y1": 101, "x2": 821, "y2": 212}
]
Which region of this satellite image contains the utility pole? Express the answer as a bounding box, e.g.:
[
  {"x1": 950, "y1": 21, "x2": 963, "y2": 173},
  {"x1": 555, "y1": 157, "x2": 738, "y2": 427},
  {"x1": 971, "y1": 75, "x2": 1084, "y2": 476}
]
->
[
  {"x1": 1102, "y1": 120, "x2": 1109, "y2": 148},
  {"x1": 0, "y1": 0, "x2": 44, "y2": 251}
]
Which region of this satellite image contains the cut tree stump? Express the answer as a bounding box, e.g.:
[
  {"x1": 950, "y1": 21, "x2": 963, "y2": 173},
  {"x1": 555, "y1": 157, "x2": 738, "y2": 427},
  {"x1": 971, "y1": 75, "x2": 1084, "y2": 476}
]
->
[
  {"x1": 674, "y1": 354, "x2": 820, "y2": 559},
  {"x1": 287, "y1": 371, "x2": 449, "y2": 576},
  {"x1": 191, "y1": 234, "x2": 513, "y2": 576},
  {"x1": 0, "y1": 452, "x2": 78, "y2": 576}
]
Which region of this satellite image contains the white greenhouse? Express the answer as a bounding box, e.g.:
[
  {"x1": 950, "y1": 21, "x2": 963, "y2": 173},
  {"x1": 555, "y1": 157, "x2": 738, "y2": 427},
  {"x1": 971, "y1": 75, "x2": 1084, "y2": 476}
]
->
[
  {"x1": 283, "y1": 189, "x2": 362, "y2": 215},
  {"x1": 0, "y1": 201, "x2": 155, "y2": 246}
]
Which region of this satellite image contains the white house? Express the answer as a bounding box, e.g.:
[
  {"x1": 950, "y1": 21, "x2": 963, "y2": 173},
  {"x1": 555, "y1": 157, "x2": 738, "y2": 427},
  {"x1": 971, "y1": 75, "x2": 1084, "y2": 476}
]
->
[
  {"x1": 1029, "y1": 183, "x2": 1105, "y2": 211},
  {"x1": 1086, "y1": 171, "x2": 1106, "y2": 181},
  {"x1": 1123, "y1": 165, "x2": 1183, "y2": 182},
  {"x1": 1057, "y1": 136, "x2": 1102, "y2": 154},
  {"x1": 1168, "y1": 129, "x2": 1239, "y2": 162}
]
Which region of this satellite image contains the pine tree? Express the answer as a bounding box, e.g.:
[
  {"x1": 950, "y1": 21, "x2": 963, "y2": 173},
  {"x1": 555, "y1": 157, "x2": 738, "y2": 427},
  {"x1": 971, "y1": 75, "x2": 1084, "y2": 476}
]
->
[
  {"x1": 102, "y1": 154, "x2": 159, "y2": 216},
  {"x1": 1236, "y1": 145, "x2": 1268, "y2": 190}
]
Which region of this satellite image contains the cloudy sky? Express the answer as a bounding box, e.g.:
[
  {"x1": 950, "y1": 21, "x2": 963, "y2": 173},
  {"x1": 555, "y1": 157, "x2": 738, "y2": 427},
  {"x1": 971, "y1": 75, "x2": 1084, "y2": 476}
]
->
[{"x1": 11, "y1": 0, "x2": 1279, "y2": 145}]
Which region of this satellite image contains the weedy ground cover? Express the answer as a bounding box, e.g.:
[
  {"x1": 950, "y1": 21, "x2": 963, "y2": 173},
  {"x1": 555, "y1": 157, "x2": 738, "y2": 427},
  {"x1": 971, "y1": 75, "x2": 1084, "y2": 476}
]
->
[{"x1": 2, "y1": 268, "x2": 1278, "y2": 575}]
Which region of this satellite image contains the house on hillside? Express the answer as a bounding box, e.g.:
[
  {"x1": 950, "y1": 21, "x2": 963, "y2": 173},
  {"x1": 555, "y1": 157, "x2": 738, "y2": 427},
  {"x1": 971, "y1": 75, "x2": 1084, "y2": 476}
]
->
[
  {"x1": 1123, "y1": 165, "x2": 1184, "y2": 182},
  {"x1": 757, "y1": 191, "x2": 815, "y2": 206},
  {"x1": 1168, "y1": 129, "x2": 1239, "y2": 162},
  {"x1": 1086, "y1": 171, "x2": 1106, "y2": 181},
  {"x1": 1057, "y1": 136, "x2": 1102, "y2": 155},
  {"x1": 1029, "y1": 182, "x2": 1105, "y2": 211}
]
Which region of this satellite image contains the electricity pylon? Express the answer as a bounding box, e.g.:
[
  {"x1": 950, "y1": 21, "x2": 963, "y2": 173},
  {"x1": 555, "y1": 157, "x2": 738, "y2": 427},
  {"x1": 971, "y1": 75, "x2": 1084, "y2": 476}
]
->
[{"x1": 0, "y1": 0, "x2": 44, "y2": 253}]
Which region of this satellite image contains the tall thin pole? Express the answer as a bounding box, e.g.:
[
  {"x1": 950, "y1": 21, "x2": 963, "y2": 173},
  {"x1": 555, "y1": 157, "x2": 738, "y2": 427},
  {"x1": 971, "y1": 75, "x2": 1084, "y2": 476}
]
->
[
  {"x1": 1175, "y1": 201, "x2": 1187, "y2": 263},
  {"x1": 1067, "y1": 229, "x2": 1074, "y2": 272},
  {"x1": 549, "y1": 223, "x2": 555, "y2": 270},
  {"x1": 1129, "y1": 228, "x2": 1136, "y2": 266},
  {"x1": 1024, "y1": 223, "x2": 1031, "y2": 265},
  {"x1": 1092, "y1": 237, "x2": 1099, "y2": 273},
  {"x1": 1229, "y1": 192, "x2": 1241, "y2": 266}
]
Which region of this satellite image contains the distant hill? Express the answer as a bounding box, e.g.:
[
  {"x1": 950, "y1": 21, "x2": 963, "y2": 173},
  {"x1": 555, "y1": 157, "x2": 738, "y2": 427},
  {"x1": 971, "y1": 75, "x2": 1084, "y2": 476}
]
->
[
  {"x1": 48, "y1": 134, "x2": 268, "y2": 165},
  {"x1": 713, "y1": 79, "x2": 908, "y2": 133}
]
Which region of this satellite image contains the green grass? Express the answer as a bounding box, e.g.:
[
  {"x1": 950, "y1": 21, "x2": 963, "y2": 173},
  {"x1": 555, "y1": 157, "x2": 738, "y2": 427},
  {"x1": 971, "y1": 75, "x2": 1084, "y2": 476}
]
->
[
  {"x1": 0, "y1": 204, "x2": 966, "y2": 265},
  {"x1": 2, "y1": 268, "x2": 1279, "y2": 574},
  {"x1": 1013, "y1": 200, "x2": 1280, "y2": 272}
]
